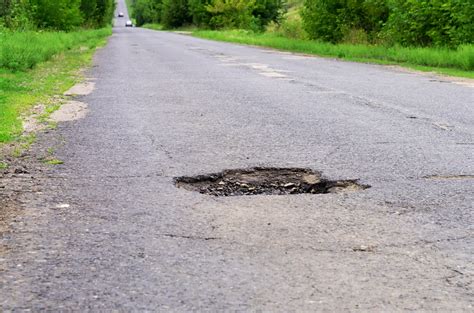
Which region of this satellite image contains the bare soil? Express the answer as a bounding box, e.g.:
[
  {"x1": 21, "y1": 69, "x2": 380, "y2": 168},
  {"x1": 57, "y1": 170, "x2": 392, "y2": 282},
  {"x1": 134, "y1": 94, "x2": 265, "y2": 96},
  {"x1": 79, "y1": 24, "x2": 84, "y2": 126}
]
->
[{"x1": 175, "y1": 167, "x2": 369, "y2": 196}]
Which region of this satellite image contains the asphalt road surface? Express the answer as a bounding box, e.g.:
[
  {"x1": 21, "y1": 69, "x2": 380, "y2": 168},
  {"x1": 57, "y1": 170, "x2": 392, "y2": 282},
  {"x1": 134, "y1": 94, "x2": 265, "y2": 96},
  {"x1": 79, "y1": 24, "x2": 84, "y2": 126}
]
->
[{"x1": 1, "y1": 0, "x2": 473, "y2": 311}]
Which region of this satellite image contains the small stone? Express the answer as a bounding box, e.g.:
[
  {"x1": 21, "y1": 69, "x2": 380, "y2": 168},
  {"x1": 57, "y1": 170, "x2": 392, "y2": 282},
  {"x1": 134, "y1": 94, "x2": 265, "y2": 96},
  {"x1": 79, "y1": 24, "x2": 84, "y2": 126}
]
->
[
  {"x1": 283, "y1": 183, "x2": 295, "y2": 188},
  {"x1": 303, "y1": 174, "x2": 320, "y2": 185},
  {"x1": 14, "y1": 168, "x2": 28, "y2": 174}
]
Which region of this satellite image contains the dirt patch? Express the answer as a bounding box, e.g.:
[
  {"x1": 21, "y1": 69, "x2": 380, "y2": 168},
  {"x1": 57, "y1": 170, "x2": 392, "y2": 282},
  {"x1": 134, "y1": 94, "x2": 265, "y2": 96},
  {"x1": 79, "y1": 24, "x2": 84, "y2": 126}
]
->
[
  {"x1": 64, "y1": 81, "x2": 95, "y2": 96},
  {"x1": 175, "y1": 167, "x2": 369, "y2": 196},
  {"x1": 0, "y1": 154, "x2": 43, "y2": 236},
  {"x1": 49, "y1": 100, "x2": 88, "y2": 122},
  {"x1": 22, "y1": 104, "x2": 47, "y2": 133}
]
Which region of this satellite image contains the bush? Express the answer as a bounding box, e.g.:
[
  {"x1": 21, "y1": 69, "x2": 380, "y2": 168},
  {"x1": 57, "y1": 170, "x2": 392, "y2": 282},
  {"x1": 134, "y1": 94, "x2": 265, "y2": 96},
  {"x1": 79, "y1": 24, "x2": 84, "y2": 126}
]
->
[
  {"x1": 0, "y1": 0, "x2": 34, "y2": 30},
  {"x1": 133, "y1": 0, "x2": 163, "y2": 26},
  {"x1": 252, "y1": 0, "x2": 286, "y2": 30},
  {"x1": 267, "y1": 14, "x2": 307, "y2": 39},
  {"x1": 302, "y1": 0, "x2": 389, "y2": 43},
  {"x1": 188, "y1": 0, "x2": 213, "y2": 26},
  {"x1": 385, "y1": 0, "x2": 474, "y2": 47},
  {"x1": 161, "y1": 0, "x2": 191, "y2": 28},
  {"x1": 206, "y1": 0, "x2": 256, "y2": 29},
  {"x1": 0, "y1": 0, "x2": 115, "y2": 31},
  {"x1": 302, "y1": 0, "x2": 473, "y2": 47},
  {"x1": 29, "y1": 0, "x2": 84, "y2": 31}
]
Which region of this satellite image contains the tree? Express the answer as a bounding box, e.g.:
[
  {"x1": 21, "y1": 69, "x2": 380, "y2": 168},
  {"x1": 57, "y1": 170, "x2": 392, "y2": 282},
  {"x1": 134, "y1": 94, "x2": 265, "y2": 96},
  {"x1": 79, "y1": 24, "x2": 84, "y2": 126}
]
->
[
  {"x1": 30, "y1": 0, "x2": 83, "y2": 30},
  {"x1": 0, "y1": 0, "x2": 33, "y2": 30},
  {"x1": 188, "y1": 0, "x2": 212, "y2": 26},
  {"x1": 161, "y1": 0, "x2": 190, "y2": 28},
  {"x1": 385, "y1": 0, "x2": 474, "y2": 47},
  {"x1": 302, "y1": 0, "x2": 389, "y2": 43},
  {"x1": 133, "y1": 0, "x2": 163, "y2": 26},
  {"x1": 252, "y1": 0, "x2": 285, "y2": 30},
  {"x1": 206, "y1": 0, "x2": 256, "y2": 29}
]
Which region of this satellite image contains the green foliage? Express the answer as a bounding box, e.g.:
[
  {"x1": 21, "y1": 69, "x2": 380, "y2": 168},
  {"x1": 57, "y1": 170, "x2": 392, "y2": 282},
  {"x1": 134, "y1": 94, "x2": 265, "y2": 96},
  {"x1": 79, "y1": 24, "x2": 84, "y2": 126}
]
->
[
  {"x1": 0, "y1": 28, "x2": 111, "y2": 71},
  {"x1": 30, "y1": 0, "x2": 83, "y2": 31},
  {"x1": 267, "y1": 8, "x2": 307, "y2": 39},
  {"x1": 302, "y1": 0, "x2": 389, "y2": 43},
  {"x1": 0, "y1": 0, "x2": 34, "y2": 30},
  {"x1": 252, "y1": 0, "x2": 286, "y2": 30},
  {"x1": 0, "y1": 0, "x2": 115, "y2": 31},
  {"x1": 128, "y1": 0, "x2": 284, "y2": 30},
  {"x1": 301, "y1": 0, "x2": 473, "y2": 47},
  {"x1": 385, "y1": 0, "x2": 474, "y2": 48},
  {"x1": 132, "y1": 0, "x2": 163, "y2": 26},
  {"x1": 0, "y1": 28, "x2": 111, "y2": 142},
  {"x1": 188, "y1": 0, "x2": 212, "y2": 26},
  {"x1": 89, "y1": 0, "x2": 116, "y2": 27},
  {"x1": 206, "y1": 0, "x2": 256, "y2": 29},
  {"x1": 161, "y1": 0, "x2": 191, "y2": 28},
  {"x1": 194, "y1": 30, "x2": 474, "y2": 74}
]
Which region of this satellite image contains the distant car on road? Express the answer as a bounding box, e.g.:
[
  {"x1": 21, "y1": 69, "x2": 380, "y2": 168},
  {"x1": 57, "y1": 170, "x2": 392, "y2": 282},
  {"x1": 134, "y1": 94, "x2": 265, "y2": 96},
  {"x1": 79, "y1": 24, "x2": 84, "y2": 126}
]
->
[
  {"x1": 125, "y1": 20, "x2": 133, "y2": 27},
  {"x1": 118, "y1": 12, "x2": 124, "y2": 17}
]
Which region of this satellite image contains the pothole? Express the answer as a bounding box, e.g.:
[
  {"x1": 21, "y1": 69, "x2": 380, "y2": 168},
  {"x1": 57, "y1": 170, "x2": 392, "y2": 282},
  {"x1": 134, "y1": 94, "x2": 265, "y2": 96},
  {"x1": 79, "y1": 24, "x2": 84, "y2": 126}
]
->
[{"x1": 174, "y1": 167, "x2": 370, "y2": 196}]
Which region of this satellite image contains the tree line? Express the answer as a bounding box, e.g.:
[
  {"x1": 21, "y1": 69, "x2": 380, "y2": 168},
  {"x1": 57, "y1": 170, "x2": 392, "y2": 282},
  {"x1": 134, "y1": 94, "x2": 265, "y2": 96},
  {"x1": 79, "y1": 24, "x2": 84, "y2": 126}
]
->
[
  {"x1": 131, "y1": 0, "x2": 473, "y2": 48},
  {"x1": 0, "y1": 0, "x2": 116, "y2": 31},
  {"x1": 131, "y1": 0, "x2": 285, "y2": 31},
  {"x1": 302, "y1": 0, "x2": 473, "y2": 47}
]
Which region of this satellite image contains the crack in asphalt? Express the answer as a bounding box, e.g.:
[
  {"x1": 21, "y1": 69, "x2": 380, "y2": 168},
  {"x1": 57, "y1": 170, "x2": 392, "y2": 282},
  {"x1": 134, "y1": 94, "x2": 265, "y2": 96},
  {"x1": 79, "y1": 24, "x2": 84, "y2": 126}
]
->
[
  {"x1": 160, "y1": 233, "x2": 220, "y2": 241},
  {"x1": 146, "y1": 133, "x2": 173, "y2": 160},
  {"x1": 383, "y1": 235, "x2": 472, "y2": 249}
]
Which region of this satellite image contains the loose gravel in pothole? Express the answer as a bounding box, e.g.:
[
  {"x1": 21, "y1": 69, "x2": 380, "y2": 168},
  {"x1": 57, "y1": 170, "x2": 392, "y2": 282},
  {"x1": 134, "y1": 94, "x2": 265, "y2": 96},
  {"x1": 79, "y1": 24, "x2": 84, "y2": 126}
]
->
[{"x1": 175, "y1": 167, "x2": 369, "y2": 196}]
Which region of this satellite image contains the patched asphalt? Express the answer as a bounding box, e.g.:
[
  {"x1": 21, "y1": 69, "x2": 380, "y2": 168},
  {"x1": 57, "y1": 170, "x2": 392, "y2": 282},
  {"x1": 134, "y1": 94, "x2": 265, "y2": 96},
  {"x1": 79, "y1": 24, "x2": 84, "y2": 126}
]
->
[{"x1": 1, "y1": 0, "x2": 473, "y2": 310}]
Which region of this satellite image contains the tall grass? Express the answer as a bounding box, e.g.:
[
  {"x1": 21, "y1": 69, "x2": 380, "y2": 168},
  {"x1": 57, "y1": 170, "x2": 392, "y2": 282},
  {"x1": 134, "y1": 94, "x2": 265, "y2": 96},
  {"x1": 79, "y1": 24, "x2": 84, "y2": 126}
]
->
[
  {"x1": 194, "y1": 30, "x2": 474, "y2": 73},
  {"x1": 0, "y1": 28, "x2": 111, "y2": 71},
  {"x1": 0, "y1": 28, "x2": 111, "y2": 143}
]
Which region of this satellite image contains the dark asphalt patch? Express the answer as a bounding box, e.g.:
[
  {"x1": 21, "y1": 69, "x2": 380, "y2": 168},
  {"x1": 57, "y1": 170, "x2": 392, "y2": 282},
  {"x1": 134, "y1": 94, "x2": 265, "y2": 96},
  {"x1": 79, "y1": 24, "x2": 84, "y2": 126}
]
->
[{"x1": 175, "y1": 167, "x2": 369, "y2": 196}]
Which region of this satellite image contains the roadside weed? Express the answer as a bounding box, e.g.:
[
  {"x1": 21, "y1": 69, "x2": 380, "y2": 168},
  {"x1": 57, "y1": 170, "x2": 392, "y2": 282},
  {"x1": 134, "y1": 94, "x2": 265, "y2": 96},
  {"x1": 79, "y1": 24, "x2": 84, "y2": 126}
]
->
[
  {"x1": 193, "y1": 30, "x2": 474, "y2": 78},
  {"x1": 42, "y1": 158, "x2": 64, "y2": 165},
  {"x1": 0, "y1": 28, "x2": 111, "y2": 144}
]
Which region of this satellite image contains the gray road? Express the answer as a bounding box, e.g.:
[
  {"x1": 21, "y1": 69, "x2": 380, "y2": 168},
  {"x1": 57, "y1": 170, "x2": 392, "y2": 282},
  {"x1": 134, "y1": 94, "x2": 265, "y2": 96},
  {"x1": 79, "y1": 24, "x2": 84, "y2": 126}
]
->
[{"x1": 1, "y1": 0, "x2": 473, "y2": 310}]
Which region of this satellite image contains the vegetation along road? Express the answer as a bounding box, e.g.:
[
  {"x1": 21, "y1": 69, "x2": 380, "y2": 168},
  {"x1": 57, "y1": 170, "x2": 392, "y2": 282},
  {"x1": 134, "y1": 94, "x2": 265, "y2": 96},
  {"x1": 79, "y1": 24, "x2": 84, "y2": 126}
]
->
[{"x1": 1, "y1": 0, "x2": 473, "y2": 311}]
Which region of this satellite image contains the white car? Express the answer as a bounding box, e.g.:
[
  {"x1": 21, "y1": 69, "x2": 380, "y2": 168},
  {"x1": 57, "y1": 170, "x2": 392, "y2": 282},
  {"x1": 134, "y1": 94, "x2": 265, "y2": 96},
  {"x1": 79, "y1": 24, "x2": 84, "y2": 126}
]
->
[
  {"x1": 118, "y1": 12, "x2": 124, "y2": 17},
  {"x1": 125, "y1": 20, "x2": 133, "y2": 27}
]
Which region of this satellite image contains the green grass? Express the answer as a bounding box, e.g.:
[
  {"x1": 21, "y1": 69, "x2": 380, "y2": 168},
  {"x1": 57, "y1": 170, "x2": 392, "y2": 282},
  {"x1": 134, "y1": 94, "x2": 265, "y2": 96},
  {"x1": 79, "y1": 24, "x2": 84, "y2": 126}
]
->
[
  {"x1": 0, "y1": 29, "x2": 111, "y2": 71},
  {"x1": 43, "y1": 158, "x2": 64, "y2": 165},
  {"x1": 0, "y1": 28, "x2": 111, "y2": 143},
  {"x1": 142, "y1": 23, "x2": 164, "y2": 31},
  {"x1": 193, "y1": 30, "x2": 474, "y2": 78},
  {"x1": 142, "y1": 23, "x2": 198, "y2": 32}
]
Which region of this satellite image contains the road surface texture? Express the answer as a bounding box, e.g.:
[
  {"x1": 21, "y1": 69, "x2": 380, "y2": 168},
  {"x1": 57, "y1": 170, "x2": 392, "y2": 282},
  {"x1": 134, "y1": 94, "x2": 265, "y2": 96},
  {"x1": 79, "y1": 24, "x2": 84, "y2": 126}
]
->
[{"x1": 1, "y1": 0, "x2": 473, "y2": 311}]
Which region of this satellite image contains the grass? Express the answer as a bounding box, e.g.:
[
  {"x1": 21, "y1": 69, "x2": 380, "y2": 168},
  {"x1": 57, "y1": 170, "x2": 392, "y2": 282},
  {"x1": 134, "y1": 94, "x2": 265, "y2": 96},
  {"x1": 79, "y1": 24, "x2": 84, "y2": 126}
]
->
[
  {"x1": 0, "y1": 29, "x2": 111, "y2": 71},
  {"x1": 0, "y1": 28, "x2": 111, "y2": 143},
  {"x1": 142, "y1": 23, "x2": 164, "y2": 31},
  {"x1": 192, "y1": 30, "x2": 474, "y2": 78},
  {"x1": 43, "y1": 158, "x2": 64, "y2": 165}
]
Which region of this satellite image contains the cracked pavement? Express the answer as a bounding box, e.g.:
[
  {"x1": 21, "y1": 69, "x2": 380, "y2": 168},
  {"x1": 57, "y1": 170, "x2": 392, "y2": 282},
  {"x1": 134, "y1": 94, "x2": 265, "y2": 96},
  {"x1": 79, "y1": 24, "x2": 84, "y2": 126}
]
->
[{"x1": 0, "y1": 0, "x2": 473, "y2": 310}]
